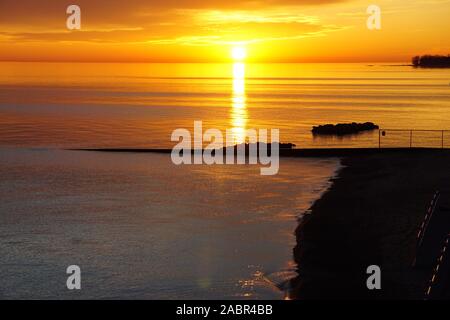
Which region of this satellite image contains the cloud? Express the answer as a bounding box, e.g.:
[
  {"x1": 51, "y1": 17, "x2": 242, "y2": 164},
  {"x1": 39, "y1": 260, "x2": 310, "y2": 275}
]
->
[
  {"x1": 143, "y1": 25, "x2": 345, "y2": 46},
  {"x1": 0, "y1": 0, "x2": 352, "y2": 61},
  {"x1": 0, "y1": 1, "x2": 349, "y2": 46},
  {"x1": 0, "y1": 0, "x2": 350, "y2": 27},
  {"x1": 0, "y1": 19, "x2": 346, "y2": 46},
  {"x1": 0, "y1": 28, "x2": 146, "y2": 43}
]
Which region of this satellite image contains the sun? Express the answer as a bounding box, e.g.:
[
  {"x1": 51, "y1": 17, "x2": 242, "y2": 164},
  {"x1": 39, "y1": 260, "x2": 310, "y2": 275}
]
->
[{"x1": 231, "y1": 46, "x2": 247, "y2": 61}]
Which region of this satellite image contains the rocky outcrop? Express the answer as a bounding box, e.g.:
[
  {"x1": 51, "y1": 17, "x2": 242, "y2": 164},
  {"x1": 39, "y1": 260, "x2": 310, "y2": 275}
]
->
[{"x1": 312, "y1": 122, "x2": 379, "y2": 135}]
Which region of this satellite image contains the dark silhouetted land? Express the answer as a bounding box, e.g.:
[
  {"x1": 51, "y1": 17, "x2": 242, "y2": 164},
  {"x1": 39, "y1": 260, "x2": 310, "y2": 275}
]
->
[
  {"x1": 312, "y1": 122, "x2": 379, "y2": 136},
  {"x1": 290, "y1": 150, "x2": 450, "y2": 299},
  {"x1": 412, "y1": 55, "x2": 450, "y2": 68}
]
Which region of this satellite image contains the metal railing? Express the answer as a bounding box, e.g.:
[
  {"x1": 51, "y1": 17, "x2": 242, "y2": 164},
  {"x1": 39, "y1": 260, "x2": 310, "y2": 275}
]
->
[
  {"x1": 378, "y1": 129, "x2": 450, "y2": 149},
  {"x1": 425, "y1": 233, "x2": 450, "y2": 299},
  {"x1": 417, "y1": 191, "x2": 441, "y2": 249}
]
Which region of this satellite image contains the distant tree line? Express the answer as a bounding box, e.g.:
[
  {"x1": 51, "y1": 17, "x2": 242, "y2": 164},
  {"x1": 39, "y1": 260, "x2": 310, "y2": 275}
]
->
[{"x1": 412, "y1": 55, "x2": 450, "y2": 68}]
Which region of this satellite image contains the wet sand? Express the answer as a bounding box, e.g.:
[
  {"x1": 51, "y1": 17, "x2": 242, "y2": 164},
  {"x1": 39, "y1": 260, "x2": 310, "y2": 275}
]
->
[{"x1": 290, "y1": 150, "x2": 450, "y2": 299}]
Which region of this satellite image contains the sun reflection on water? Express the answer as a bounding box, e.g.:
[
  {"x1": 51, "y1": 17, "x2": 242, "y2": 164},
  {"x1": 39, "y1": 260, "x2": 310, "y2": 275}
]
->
[{"x1": 230, "y1": 62, "x2": 248, "y2": 145}]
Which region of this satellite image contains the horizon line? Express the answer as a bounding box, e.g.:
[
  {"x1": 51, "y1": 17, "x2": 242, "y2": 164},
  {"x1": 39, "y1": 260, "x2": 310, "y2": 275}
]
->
[{"x1": 0, "y1": 59, "x2": 411, "y2": 64}]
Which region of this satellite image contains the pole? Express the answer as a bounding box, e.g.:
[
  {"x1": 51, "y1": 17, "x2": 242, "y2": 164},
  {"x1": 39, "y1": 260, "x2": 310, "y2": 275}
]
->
[
  {"x1": 379, "y1": 130, "x2": 381, "y2": 149},
  {"x1": 442, "y1": 130, "x2": 444, "y2": 149},
  {"x1": 410, "y1": 130, "x2": 412, "y2": 148}
]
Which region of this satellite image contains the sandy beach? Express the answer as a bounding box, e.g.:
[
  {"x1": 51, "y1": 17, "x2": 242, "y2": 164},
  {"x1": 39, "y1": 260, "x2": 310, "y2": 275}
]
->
[{"x1": 291, "y1": 150, "x2": 450, "y2": 299}]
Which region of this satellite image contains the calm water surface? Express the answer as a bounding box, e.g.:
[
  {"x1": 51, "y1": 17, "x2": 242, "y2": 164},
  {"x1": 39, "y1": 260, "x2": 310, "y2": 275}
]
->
[
  {"x1": 1, "y1": 62, "x2": 449, "y2": 148},
  {"x1": 0, "y1": 62, "x2": 448, "y2": 299},
  {"x1": 0, "y1": 149, "x2": 339, "y2": 299}
]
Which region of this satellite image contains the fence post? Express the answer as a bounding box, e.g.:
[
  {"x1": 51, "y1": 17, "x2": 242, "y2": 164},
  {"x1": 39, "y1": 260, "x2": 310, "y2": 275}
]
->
[
  {"x1": 410, "y1": 130, "x2": 413, "y2": 148},
  {"x1": 378, "y1": 130, "x2": 381, "y2": 149}
]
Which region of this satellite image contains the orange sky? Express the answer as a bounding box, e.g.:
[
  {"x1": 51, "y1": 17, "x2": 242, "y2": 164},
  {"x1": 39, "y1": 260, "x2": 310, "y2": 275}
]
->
[{"x1": 0, "y1": 0, "x2": 449, "y2": 62}]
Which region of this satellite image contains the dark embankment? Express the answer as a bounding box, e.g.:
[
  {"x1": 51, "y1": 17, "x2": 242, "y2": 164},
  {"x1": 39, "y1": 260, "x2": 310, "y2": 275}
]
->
[{"x1": 290, "y1": 150, "x2": 450, "y2": 299}]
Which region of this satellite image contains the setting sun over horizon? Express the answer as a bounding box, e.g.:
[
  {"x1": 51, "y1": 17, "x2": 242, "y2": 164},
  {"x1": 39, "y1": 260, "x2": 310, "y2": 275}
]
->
[
  {"x1": 231, "y1": 47, "x2": 247, "y2": 61},
  {"x1": 0, "y1": 0, "x2": 449, "y2": 63},
  {"x1": 1, "y1": 0, "x2": 450, "y2": 303}
]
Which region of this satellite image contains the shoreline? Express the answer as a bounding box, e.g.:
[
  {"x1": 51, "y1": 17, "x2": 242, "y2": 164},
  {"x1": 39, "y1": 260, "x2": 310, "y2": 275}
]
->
[
  {"x1": 71, "y1": 147, "x2": 450, "y2": 158},
  {"x1": 29, "y1": 147, "x2": 450, "y2": 298},
  {"x1": 290, "y1": 151, "x2": 450, "y2": 299}
]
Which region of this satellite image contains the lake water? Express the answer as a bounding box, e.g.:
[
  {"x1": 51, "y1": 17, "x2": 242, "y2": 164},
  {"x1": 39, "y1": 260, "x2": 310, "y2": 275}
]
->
[
  {"x1": 0, "y1": 149, "x2": 338, "y2": 299},
  {"x1": 0, "y1": 62, "x2": 449, "y2": 299},
  {"x1": 1, "y1": 62, "x2": 449, "y2": 148}
]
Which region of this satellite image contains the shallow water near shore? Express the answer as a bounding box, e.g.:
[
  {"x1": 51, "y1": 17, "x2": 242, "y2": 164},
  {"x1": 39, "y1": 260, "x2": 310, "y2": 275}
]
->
[{"x1": 0, "y1": 148, "x2": 339, "y2": 299}]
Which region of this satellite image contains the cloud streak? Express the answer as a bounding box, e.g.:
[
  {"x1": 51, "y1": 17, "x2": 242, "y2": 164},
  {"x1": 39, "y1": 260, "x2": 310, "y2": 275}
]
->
[{"x1": 0, "y1": 3, "x2": 348, "y2": 47}]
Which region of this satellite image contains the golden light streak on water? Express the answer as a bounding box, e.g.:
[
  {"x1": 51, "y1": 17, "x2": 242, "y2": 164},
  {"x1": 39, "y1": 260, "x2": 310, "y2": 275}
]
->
[{"x1": 230, "y1": 62, "x2": 248, "y2": 145}]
